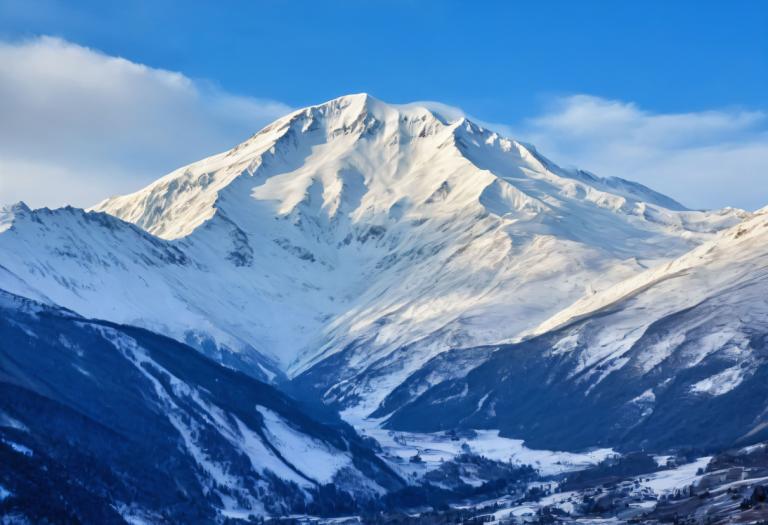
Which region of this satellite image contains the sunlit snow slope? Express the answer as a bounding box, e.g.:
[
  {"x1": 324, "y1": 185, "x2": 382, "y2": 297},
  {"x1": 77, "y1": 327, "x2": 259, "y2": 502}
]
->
[
  {"x1": 383, "y1": 209, "x2": 768, "y2": 451},
  {"x1": 0, "y1": 94, "x2": 747, "y2": 417}
]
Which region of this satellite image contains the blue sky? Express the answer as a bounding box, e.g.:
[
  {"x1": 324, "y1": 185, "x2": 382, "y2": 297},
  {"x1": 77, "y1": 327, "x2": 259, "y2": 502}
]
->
[{"x1": 0, "y1": 0, "x2": 766, "y2": 210}]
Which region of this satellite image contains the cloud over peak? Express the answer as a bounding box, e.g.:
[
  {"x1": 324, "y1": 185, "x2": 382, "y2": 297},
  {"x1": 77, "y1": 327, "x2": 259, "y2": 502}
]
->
[{"x1": 518, "y1": 95, "x2": 768, "y2": 211}]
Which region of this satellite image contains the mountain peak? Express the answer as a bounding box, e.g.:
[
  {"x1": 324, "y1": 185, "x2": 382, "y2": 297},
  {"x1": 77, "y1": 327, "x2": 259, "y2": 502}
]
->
[
  {"x1": 90, "y1": 94, "x2": 463, "y2": 238},
  {"x1": 299, "y1": 92, "x2": 379, "y2": 123},
  {"x1": 321, "y1": 91, "x2": 376, "y2": 109},
  {"x1": 81, "y1": 97, "x2": 744, "y2": 375},
  {"x1": 91, "y1": 95, "x2": 739, "y2": 245},
  {"x1": 1, "y1": 201, "x2": 31, "y2": 215},
  {"x1": 0, "y1": 201, "x2": 31, "y2": 233},
  {"x1": 1, "y1": 96, "x2": 750, "y2": 414}
]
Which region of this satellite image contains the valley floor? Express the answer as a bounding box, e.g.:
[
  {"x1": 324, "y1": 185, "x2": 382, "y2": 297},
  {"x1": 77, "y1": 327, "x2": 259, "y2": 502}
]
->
[
  {"x1": 359, "y1": 427, "x2": 614, "y2": 480},
  {"x1": 275, "y1": 442, "x2": 768, "y2": 525}
]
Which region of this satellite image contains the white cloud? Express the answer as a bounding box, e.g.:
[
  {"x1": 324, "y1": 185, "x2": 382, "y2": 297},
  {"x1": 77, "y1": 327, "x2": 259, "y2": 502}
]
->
[
  {"x1": 513, "y1": 95, "x2": 768, "y2": 211},
  {"x1": 0, "y1": 36, "x2": 292, "y2": 208}
]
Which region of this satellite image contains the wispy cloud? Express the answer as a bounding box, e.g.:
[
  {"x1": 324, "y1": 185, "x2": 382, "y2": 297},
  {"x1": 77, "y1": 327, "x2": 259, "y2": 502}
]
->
[
  {"x1": 0, "y1": 36, "x2": 291, "y2": 208},
  {"x1": 512, "y1": 95, "x2": 768, "y2": 211}
]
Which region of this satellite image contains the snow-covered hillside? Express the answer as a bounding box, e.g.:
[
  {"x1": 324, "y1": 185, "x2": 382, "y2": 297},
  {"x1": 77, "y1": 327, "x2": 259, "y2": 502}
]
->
[
  {"x1": 0, "y1": 288, "x2": 402, "y2": 522},
  {"x1": 0, "y1": 202, "x2": 283, "y2": 382},
  {"x1": 0, "y1": 94, "x2": 747, "y2": 417},
  {"x1": 382, "y1": 209, "x2": 768, "y2": 451}
]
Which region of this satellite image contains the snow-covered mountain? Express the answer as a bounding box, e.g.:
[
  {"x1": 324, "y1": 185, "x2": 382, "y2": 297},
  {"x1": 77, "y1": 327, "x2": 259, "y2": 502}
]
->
[
  {"x1": 0, "y1": 202, "x2": 283, "y2": 382},
  {"x1": 0, "y1": 94, "x2": 748, "y2": 420},
  {"x1": 381, "y1": 208, "x2": 768, "y2": 451},
  {"x1": 0, "y1": 288, "x2": 402, "y2": 522}
]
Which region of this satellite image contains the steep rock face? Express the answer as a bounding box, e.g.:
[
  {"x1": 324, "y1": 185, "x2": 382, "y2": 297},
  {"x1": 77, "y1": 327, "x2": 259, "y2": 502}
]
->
[
  {"x1": 0, "y1": 94, "x2": 746, "y2": 415},
  {"x1": 0, "y1": 289, "x2": 402, "y2": 523},
  {"x1": 382, "y1": 210, "x2": 768, "y2": 451}
]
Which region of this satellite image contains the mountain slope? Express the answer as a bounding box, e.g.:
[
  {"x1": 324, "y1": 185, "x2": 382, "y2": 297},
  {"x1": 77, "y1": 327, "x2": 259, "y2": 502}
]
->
[
  {"x1": 381, "y1": 208, "x2": 768, "y2": 451},
  {"x1": 0, "y1": 94, "x2": 746, "y2": 418},
  {"x1": 0, "y1": 202, "x2": 283, "y2": 383},
  {"x1": 0, "y1": 289, "x2": 402, "y2": 523}
]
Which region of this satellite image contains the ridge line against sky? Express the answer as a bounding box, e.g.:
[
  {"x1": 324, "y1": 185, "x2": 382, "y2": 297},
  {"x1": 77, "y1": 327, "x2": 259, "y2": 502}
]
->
[{"x1": 0, "y1": 0, "x2": 766, "y2": 211}]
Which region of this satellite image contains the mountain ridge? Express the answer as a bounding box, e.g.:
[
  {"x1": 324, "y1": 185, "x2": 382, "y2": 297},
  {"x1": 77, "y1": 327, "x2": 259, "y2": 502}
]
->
[
  {"x1": 0, "y1": 286, "x2": 404, "y2": 521},
  {"x1": 0, "y1": 94, "x2": 751, "y2": 422},
  {"x1": 379, "y1": 207, "x2": 768, "y2": 451}
]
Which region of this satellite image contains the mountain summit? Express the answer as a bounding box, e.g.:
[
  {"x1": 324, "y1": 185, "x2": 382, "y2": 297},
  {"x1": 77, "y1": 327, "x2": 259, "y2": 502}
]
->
[
  {"x1": 0, "y1": 94, "x2": 747, "y2": 415},
  {"x1": 93, "y1": 93, "x2": 690, "y2": 239}
]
